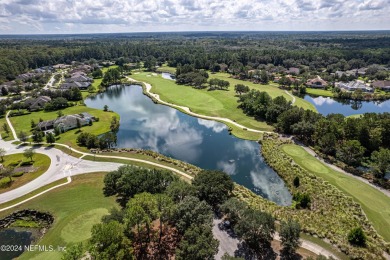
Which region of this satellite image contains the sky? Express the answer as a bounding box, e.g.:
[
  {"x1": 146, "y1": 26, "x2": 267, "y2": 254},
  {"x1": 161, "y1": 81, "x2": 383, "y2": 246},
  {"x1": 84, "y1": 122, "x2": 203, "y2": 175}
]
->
[{"x1": 0, "y1": 0, "x2": 389, "y2": 34}]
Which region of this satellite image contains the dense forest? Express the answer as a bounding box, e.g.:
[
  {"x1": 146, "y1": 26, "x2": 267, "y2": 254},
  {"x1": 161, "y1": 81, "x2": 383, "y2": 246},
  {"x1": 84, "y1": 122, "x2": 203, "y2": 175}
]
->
[{"x1": 0, "y1": 31, "x2": 390, "y2": 82}]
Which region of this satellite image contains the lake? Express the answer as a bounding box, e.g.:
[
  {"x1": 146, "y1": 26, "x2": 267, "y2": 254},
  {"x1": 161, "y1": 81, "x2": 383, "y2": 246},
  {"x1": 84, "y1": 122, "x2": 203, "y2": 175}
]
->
[
  {"x1": 305, "y1": 95, "x2": 390, "y2": 116},
  {"x1": 85, "y1": 85, "x2": 292, "y2": 206}
]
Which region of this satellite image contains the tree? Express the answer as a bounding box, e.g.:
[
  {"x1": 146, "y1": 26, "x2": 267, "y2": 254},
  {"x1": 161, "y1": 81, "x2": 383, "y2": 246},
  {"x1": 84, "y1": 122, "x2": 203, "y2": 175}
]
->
[
  {"x1": 57, "y1": 110, "x2": 64, "y2": 117},
  {"x1": 336, "y1": 140, "x2": 365, "y2": 166},
  {"x1": 46, "y1": 132, "x2": 56, "y2": 144},
  {"x1": 31, "y1": 119, "x2": 36, "y2": 129},
  {"x1": 175, "y1": 224, "x2": 219, "y2": 260},
  {"x1": 220, "y1": 197, "x2": 247, "y2": 226},
  {"x1": 172, "y1": 195, "x2": 213, "y2": 234},
  {"x1": 76, "y1": 118, "x2": 81, "y2": 130},
  {"x1": 165, "y1": 180, "x2": 195, "y2": 203},
  {"x1": 2, "y1": 123, "x2": 9, "y2": 136},
  {"x1": 62, "y1": 243, "x2": 84, "y2": 260},
  {"x1": 280, "y1": 219, "x2": 301, "y2": 257},
  {"x1": 89, "y1": 221, "x2": 133, "y2": 260},
  {"x1": 0, "y1": 148, "x2": 5, "y2": 162},
  {"x1": 54, "y1": 126, "x2": 61, "y2": 136},
  {"x1": 234, "y1": 84, "x2": 250, "y2": 95},
  {"x1": 23, "y1": 148, "x2": 35, "y2": 162},
  {"x1": 1, "y1": 86, "x2": 8, "y2": 96},
  {"x1": 371, "y1": 148, "x2": 390, "y2": 178},
  {"x1": 103, "y1": 105, "x2": 109, "y2": 112},
  {"x1": 32, "y1": 129, "x2": 44, "y2": 143},
  {"x1": 235, "y1": 208, "x2": 275, "y2": 258},
  {"x1": 348, "y1": 227, "x2": 366, "y2": 247},
  {"x1": 259, "y1": 70, "x2": 269, "y2": 84},
  {"x1": 103, "y1": 165, "x2": 177, "y2": 207},
  {"x1": 293, "y1": 192, "x2": 311, "y2": 209},
  {"x1": 110, "y1": 116, "x2": 120, "y2": 133},
  {"x1": 0, "y1": 167, "x2": 13, "y2": 183},
  {"x1": 192, "y1": 170, "x2": 234, "y2": 209},
  {"x1": 18, "y1": 131, "x2": 28, "y2": 143}
]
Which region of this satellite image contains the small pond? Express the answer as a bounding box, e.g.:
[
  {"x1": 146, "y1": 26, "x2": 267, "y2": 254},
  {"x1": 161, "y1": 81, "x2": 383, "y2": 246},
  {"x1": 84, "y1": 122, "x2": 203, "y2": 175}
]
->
[
  {"x1": 0, "y1": 229, "x2": 34, "y2": 260},
  {"x1": 304, "y1": 95, "x2": 390, "y2": 116},
  {"x1": 85, "y1": 85, "x2": 292, "y2": 206}
]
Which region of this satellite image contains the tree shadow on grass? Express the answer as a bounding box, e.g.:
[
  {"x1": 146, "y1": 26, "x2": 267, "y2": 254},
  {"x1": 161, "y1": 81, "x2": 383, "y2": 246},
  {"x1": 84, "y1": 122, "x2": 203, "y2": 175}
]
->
[{"x1": 235, "y1": 241, "x2": 277, "y2": 260}]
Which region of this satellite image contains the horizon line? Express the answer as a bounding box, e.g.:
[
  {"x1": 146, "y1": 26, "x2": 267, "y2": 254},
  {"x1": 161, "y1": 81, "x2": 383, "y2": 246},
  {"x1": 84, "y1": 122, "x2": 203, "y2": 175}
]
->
[{"x1": 1, "y1": 29, "x2": 390, "y2": 36}]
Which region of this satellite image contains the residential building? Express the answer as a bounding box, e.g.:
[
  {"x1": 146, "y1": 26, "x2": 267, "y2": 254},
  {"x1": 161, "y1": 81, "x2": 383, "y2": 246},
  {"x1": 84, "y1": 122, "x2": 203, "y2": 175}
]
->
[
  {"x1": 38, "y1": 113, "x2": 95, "y2": 132},
  {"x1": 372, "y1": 80, "x2": 390, "y2": 92},
  {"x1": 285, "y1": 67, "x2": 300, "y2": 75},
  {"x1": 306, "y1": 76, "x2": 328, "y2": 89},
  {"x1": 336, "y1": 81, "x2": 373, "y2": 92},
  {"x1": 24, "y1": 96, "x2": 51, "y2": 111}
]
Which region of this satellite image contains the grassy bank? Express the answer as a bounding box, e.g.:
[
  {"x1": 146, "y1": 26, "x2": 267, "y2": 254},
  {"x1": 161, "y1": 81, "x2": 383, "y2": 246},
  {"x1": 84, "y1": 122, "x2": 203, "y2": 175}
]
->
[
  {"x1": 0, "y1": 172, "x2": 117, "y2": 260},
  {"x1": 0, "y1": 153, "x2": 50, "y2": 193},
  {"x1": 282, "y1": 144, "x2": 390, "y2": 242},
  {"x1": 306, "y1": 88, "x2": 334, "y2": 97},
  {"x1": 8, "y1": 106, "x2": 120, "y2": 152},
  {"x1": 253, "y1": 136, "x2": 388, "y2": 259},
  {"x1": 131, "y1": 72, "x2": 272, "y2": 139}
]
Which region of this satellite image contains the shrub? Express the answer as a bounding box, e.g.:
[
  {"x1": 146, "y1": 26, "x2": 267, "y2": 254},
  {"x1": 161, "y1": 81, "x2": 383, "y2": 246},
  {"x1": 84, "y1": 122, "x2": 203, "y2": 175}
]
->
[
  {"x1": 293, "y1": 192, "x2": 311, "y2": 209},
  {"x1": 12, "y1": 172, "x2": 24, "y2": 177},
  {"x1": 293, "y1": 176, "x2": 300, "y2": 187},
  {"x1": 348, "y1": 227, "x2": 366, "y2": 247}
]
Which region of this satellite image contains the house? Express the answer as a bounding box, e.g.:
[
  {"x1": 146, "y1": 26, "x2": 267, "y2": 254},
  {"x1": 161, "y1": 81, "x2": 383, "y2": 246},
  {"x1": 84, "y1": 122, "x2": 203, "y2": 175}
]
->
[
  {"x1": 24, "y1": 96, "x2": 51, "y2": 111},
  {"x1": 306, "y1": 76, "x2": 328, "y2": 89},
  {"x1": 336, "y1": 81, "x2": 374, "y2": 92},
  {"x1": 37, "y1": 113, "x2": 94, "y2": 132},
  {"x1": 37, "y1": 120, "x2": 55, "y2": 131},
  {"x1": 60, "y1": 72, "x2": 92, "y2": 90},
  {"x1": 372, "y1": 80, "x2": 390, "y2": 92},
  {"x1": 285, "y1": 67, "x2": 300, "y2": 75}
]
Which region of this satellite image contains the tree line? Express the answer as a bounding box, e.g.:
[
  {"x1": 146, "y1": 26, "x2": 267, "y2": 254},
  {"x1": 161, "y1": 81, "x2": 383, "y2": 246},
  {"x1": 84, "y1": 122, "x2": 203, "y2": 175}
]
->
[
  {"x1": 62, "y1": 165, "x2": 303, "y2": 259},
  {"x1": 238, "y1": 90, "x2": 390, "y2": 180}
]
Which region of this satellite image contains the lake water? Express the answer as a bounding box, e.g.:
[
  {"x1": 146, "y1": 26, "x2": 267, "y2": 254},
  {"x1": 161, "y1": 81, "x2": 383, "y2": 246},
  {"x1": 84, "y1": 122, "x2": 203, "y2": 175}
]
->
[
  {"x1": 0, "y1": 229, "x2": 33, "y2": 260},
  {"x1": 85, "y1": 85, "x2": 292, "y2": 206},
  {"x1": 305, "y1": 95, "x2": 390, "y2": 116}
]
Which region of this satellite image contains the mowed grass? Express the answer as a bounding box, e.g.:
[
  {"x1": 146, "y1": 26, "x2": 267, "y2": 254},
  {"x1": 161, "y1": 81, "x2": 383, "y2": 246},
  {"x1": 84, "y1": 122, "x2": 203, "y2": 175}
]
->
[
  {"x1": 8, "y1": 106, "x2": 120, "y2": 152},
  {"x1": 0, "y1": 153, "x2": 50, "y2": 194},
  {"x1": 306, "y1": 88, "x2": 334, "y2": 97},
  {"x1": 0, "y1": 172, "x2": 118, "y2": 260},
  {"x1": 131, "y1": 72, "x2": 315, "y2": 140},
  {"x1": 156, "y1": 65, "x2": 177, "y2": 74},
  {"x1": 282, "y1": 144, "x2": 390, "y2": 242},
  {"x1": 131, "y1": 72, "x2": 272, "y2": 139}
]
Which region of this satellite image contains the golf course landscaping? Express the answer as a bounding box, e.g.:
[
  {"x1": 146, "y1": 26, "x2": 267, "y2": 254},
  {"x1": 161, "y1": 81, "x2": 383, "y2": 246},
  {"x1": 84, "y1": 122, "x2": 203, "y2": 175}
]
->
[
  {"x1": 255, "y1": 135, "x2": 389, "y2": 259},
  {"x1": 0, "y1": 153, "x2": 50, "y2": 193},
  {"x1": 130, "y1": 71, "x2": 315, "y2": 140},
  {"x1": 0, "y1": 172, "x2": 117, "y2": 260},
  {"x1": 281, "y1": 143, "x2": 390, "y2": 243}
]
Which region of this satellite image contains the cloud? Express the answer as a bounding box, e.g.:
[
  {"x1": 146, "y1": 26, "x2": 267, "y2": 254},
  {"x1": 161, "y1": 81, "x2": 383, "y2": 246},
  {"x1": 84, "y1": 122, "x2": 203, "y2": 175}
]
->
[{"x1": 0, "y1": 0, "x2": 389, "y2": 33}]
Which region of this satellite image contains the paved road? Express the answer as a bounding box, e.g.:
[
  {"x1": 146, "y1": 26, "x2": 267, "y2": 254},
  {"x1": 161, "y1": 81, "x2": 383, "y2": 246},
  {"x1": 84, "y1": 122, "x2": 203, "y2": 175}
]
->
[
  {"x1": 212, "y1": 218, "x2": 339, "y2": 259},
  {"x1": 0, "y1": 138, "x2": 123, "y2": 204}
]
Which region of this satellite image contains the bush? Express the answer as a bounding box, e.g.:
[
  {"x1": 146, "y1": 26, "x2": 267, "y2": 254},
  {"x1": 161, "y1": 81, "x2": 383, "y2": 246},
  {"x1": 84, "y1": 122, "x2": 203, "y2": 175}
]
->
[
  {"x1": 12, "y1": 171, "x2": 24, "y2": 177},
  {"x1": 293, "y1": 192, "x2": 311, "y2": 209},
  {"x1": 348, "y1": 227, "x2": 366, "y2": 247},
  {"x1": 293, "y1": 176, "x2": 300, "y2": 187}
]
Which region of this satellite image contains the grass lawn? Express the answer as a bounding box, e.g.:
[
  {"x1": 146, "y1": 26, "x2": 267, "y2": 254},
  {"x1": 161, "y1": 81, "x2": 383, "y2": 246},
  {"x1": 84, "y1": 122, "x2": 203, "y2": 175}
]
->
[
  {"x1": 0, "y1": 153, "x2": 50, "y2": 194},
  {"x1": 131, "y1": 72, "x2": 273, "y2": 139},
  {"x1": 8, "y1": 106, "x2": 120, "y2": 152},
  {"x1": 0, "y1": 172, "x2": 117, "y2": 260},
  {"x1": 281, "y1": 144, "x2": 390, "y2": 242},
  {"x1": 131, "y1": 72, "x2": 316, "y2": 140},
  {"x1": 156, "y1": 65, "x2": 176, "y2": 74},
  {"x1": 306, "y1": 88, "x2": 334, "y2": 97}
]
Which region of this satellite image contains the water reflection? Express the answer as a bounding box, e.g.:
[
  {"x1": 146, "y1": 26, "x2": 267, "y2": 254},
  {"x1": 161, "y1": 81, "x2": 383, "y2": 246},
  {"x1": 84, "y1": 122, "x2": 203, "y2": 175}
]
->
[
  {"x1": 305, "y1": 95, "x2": 390, "y2": 116},
  {"x1": 85, "y1": 85, "x2": 292, "y2": 206}
]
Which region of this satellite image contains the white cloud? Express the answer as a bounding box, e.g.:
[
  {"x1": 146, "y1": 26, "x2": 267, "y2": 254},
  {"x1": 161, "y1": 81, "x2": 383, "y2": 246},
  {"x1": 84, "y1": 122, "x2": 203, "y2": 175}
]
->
[{"x1": 0, "y1": 0, "x2": 389, "y2": 33}]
